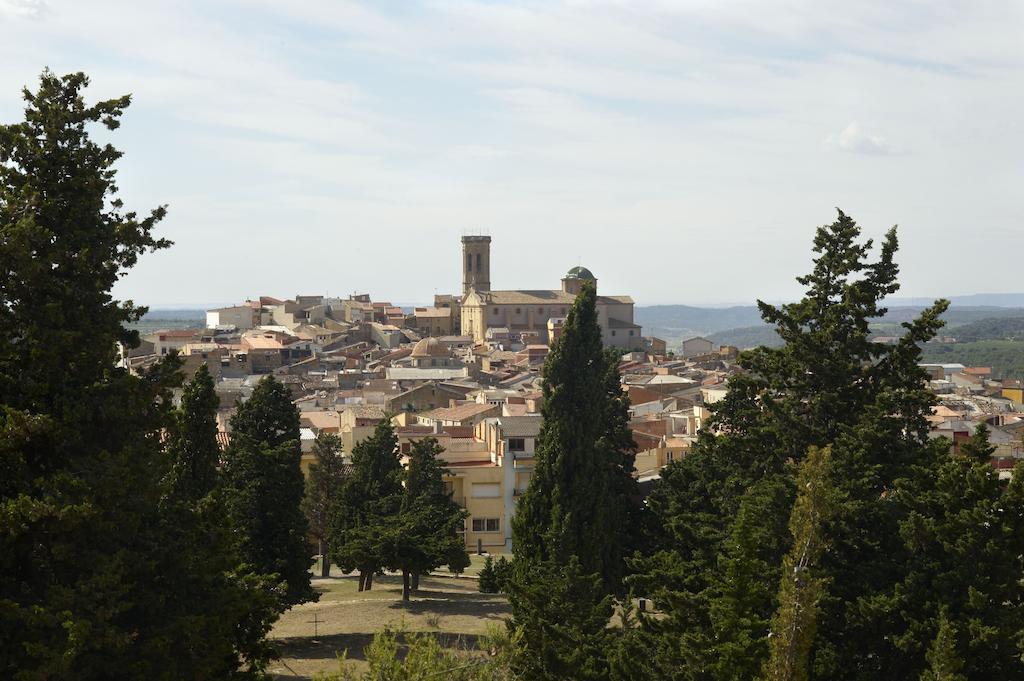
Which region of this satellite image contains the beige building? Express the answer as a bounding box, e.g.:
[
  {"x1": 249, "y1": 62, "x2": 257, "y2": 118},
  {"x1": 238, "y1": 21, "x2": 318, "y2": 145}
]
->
[{"x1": 457, "y1": 236, "x2": 641, "y2": 347}]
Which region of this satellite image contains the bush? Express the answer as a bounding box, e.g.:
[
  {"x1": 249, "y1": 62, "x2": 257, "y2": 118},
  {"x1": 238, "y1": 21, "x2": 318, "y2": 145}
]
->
[{"x1": 478, "y1": 555, "x2": 500, "y2": 593}]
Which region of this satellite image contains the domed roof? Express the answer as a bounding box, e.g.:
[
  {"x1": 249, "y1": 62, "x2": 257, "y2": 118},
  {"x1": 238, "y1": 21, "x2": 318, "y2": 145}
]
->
[
  {"x1": 565, "y1": 265, "x2": 596, "y2": 281},
  {"x1": 411, "y1": 337, "x2": 449, "y2": 358}
]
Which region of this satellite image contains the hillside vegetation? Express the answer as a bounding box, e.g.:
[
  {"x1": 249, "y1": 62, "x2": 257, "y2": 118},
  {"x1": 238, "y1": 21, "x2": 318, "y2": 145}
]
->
[{"x1": 920, "y1": 340, "x2": 1024, "y2": 380}]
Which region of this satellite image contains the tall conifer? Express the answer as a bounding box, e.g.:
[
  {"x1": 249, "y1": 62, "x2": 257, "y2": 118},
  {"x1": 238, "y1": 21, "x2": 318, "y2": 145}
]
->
[{"x1": 223, "y1": 375, "x2": 314, "y2": 606}]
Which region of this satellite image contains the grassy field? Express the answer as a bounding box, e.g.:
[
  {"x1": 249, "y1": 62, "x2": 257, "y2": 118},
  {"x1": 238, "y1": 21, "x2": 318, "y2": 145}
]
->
[{"x1": 269, "y1": 556, "x2": 509, "y2": 680}]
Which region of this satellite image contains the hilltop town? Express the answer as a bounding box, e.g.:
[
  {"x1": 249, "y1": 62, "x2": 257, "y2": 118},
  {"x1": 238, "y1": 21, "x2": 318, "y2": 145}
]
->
[{"x1": 125, "y1": 236, "x2": 1024, "y2": 556}]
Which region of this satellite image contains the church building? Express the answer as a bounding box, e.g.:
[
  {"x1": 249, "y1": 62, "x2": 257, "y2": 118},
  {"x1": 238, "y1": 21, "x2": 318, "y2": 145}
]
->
[{"x1": 458, "y1": 235, "x2": 641, "y2": 348}]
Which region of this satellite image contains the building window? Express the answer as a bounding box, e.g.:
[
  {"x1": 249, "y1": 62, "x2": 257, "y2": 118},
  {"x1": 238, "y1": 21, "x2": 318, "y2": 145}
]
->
[
  {"x1": 493, "y1": 308, "x2": 499, "y2": 315},
  {"x1": 515, "y1": 308, "x2": 521, "y2": 314},
  {"x1": 472, "y1": 518, "x2": 500, "y2": 533},
  {"x1": 472, "y1": 482, "x2": 501, "y2": 498},
  {"x1": 508, "y1": 437, "x2": 525, "y2": 451},
  {"x1": 629, "y1": 330, "x2": 634, "y2": 336},
  {"x1": 612, "y1": 330, "x2": 617, "y2": 336},
  {"x1": 538, "y1": 307, "x2": 544, "y2": 315},
  {"x1": 476, "y1": 253, "x2": 481, "y2": 272},
  {"x1": 467, "y1": 253, "x2": 472, "y2": 272}
]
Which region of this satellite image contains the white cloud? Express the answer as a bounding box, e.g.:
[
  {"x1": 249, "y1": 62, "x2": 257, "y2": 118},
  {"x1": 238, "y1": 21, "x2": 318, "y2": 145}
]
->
[
  {"x1": 1, "y1": 0, "x2": 1021, "y2": 305},
  {"x1": 0, "y1": 0, "x2": 46, "y2": 19},
  {"x1": 825, "y1": 121, "x2": 902, "y2": 155}
]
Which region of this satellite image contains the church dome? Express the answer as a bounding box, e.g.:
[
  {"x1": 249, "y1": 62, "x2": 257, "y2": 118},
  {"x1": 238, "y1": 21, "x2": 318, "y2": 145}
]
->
[
  {"x1": 411, "y1": 337, "x2": 448, "y2": 358},
  {"x1": 565, "y1": 265, "x2": 596, "y2": 281}
]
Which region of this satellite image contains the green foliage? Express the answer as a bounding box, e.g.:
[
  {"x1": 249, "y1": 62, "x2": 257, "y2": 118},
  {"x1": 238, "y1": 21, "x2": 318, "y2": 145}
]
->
[
  {"x1": 920, "y1": 610, "x2": 966, "y2": 681},
  {"x1": 630, "y1": 210, "x2": 963, "y2": 679},
  {"x1": 479, "y1": 555, "x2": 500, "y2": 594},
  {"x1": 506, "y1": 556, "x2": 614, "y2": 681},
  {"x1": 316, "y1": 624, "x2": 517, "y2": 680},
  {"x1": 302, "y1": 433, "x2": 347, "y2": 577},
  {"x1": 512, "y1": 281, "x2": 638, "y2": 593},
  {"x1": 223, "y1": 375, "x2": 314, "y2": 606},
  {"x1": 943, "y1": 315, "x2": 1024, "y2": 343},
  {"x1": 764, "y1": 446, "x2": 837, "y2": 681},
  {"x1": 384, "y1": 437, "x2": 470, "y2": 600},
  {"x1": 0, "y1": 71, "x2": 277, "y2": 678},
  {"x1": 494, "y1": 556, "x2": 513, "y2": 593},
  {"x1": 920, "y1": 340, "x2": 1024, "y2": 380},
  {"x1": 167, "y1": 363, "x2": 220, "y2": 500},
  {"x1": 329, "y1": 419, "x2": 403, "y2": 590},
  {"x1": 881, "y1": 426, "x2": 1024, "y2": 679}
]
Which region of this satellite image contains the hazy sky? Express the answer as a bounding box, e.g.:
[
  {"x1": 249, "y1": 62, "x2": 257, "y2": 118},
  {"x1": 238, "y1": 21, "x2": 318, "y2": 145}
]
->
[{"x1": 1, "y1": 1, "x2": 1021, "y2": 307}]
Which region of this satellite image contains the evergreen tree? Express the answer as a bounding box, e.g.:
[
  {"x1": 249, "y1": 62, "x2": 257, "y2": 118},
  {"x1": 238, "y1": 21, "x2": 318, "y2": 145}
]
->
[
  {"x1": 223, "y1": 375, "x2": 315, "y2": 606},
  {"x1": 506, "y1": 556, "x2": 614, "y2": 681},
  {"x1": 0, "y1": 70, "x2": 276, "y2": 678},
  {"x1": 880, "y1": 425, "x2": 1024, "y2": 679},
  {"x1": 512, "y1": 280, "x2": 637, "y2": 592},
  {"x1": 479, "y1": 556, "x2": 499, "y2": 594},
  {"x1": 385, "y1": 437, "x2": 470, "y2": 601},
  {"x1": 631, "y1": 210, "x2": 954, "y2": 679},
  {"x1": 920, "y1": 610, "x2": 966, "y2": 681},
  {"x1": 167, "y1": 363, "x2": 221, "y2": 500},
  {"x1": 330, "y1": 419, "x2": 403, "y2": 591},
  {"x1": 764, "y1": 446, "x2": 837, "y2": 681},
  {"x1": 302, "y1": 433, "x2": 347, "y2": 578},
  {"x1": 694, "y1": 490, "x2": 773, "y2": 680},
  {"x1": 161, "y1": 356, "x2": 283, "y2": 677}
]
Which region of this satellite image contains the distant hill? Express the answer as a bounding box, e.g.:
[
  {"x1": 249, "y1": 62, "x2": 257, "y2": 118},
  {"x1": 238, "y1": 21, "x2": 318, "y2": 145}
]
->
[
  {"x1": 128, "y1": 309, "x2": 205, "y2": 335},
  {"x1": 920, "y1": 340, "x2": 1024, "y2": 380},
  {"x1": 638, "y1": 302, "x2": 1024, "y2": 351},
  {"x1": 635, "y1": 305, "x2": 767, "y2": 343},
  {"x1": 707, "y1": 325, "x2": 783, "y2": 349},
  {"x1": 887, "y1": 293, "x2": 1024, "y2": 307},
  {"x1": 944, "y1": 315, "x2": 1024, "y2": 342}
]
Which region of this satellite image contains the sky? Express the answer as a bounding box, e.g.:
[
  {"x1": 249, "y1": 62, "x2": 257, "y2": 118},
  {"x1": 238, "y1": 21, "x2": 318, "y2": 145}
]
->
[{"x1": 1, "y1": 0, "x2": 1022, "y2": 307}]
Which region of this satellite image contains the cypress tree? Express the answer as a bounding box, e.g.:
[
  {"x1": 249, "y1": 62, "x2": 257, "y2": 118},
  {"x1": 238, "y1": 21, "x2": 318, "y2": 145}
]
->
[
  {"x1": 223, "y1": 375, "x2": 315, "y2": 606},
  {"x1": 512, "y1": 280, "x2": 637, "y2": 592},
  {"x1": 302, "y1": 433, "x2": 347, "y2": 578},
  {"x1": 330, "y1": 419, "x2": 403, "y2": 591},
  {"x1": 506, "y1": 556, "x2": 614, "y2": 681},
  {"x1": 632, "y1": 210, "x2": 954, "y2": 678},
  {"x1": 881, "y1": 425, "x2": 1024, "y2": 679},
  {"x1": 167, "y1": 363, "x2": 221, "y2": 500},
  {"x1": 0, "y1": 70, "x2": 278, "y2": 678}
]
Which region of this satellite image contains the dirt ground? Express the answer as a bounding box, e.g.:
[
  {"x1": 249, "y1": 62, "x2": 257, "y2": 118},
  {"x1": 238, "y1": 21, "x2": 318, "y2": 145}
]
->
[{"x1": 268, "y1": 557, "x2": 510, "y2": 680}]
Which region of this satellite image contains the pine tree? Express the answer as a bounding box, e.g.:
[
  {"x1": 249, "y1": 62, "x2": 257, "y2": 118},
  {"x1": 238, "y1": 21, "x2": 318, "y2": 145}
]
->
[
  {"x1": 330, "y1": 419, "x2": 403, "y2": 591},
  {"x1": 223, "y1": 374, "x2": 315, "y2": 606},
  {"x1": 512, "y1": 280, "x2": 637, "y2": 592},
  {"x1": 302, "y1": 433, "x2": 347, "y2": 578},
  {"x1": 386, "y1": 437, "x2": 470, "y2": 601},
  {"x1": 764, "y1": 446, "x2": 837, "y2": 681}
]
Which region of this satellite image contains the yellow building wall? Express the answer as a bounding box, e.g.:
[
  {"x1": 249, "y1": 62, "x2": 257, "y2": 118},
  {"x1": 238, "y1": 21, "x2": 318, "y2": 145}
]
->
[{"x1": 1003, "y1": 387, "x2": 1024, "y2": 405}]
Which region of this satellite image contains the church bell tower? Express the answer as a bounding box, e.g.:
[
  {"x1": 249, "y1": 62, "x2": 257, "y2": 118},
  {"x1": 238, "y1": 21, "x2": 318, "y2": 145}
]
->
[{"x1": 461, "y1": 235, "x2": 491, "y2": 294}]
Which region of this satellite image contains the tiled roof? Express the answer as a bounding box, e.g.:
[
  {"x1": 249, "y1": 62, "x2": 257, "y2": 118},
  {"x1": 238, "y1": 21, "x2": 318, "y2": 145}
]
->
[{"x1": 420, "y1": 402, "x2": 497, "y2": 423}]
